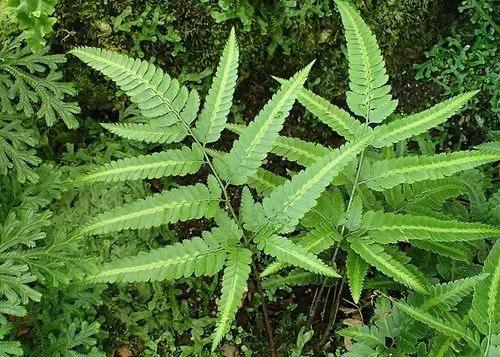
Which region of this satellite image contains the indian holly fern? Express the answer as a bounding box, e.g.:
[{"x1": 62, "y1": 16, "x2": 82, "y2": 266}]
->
[{"x1": 71, "y1": 0, "x2": 499, "y2": 352}]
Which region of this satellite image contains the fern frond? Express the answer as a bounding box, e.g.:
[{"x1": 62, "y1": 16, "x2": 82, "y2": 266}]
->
[
  {"x1": 476, "y1": 141, "x2": 500, "y2": 154},
  {"x1": 212, "y1": 247, "x2": 251, "y2": 351},
  {"x1": 346, "y1": 249, "x2": 370, "y2": 303},
  {"x1": 361, "y1": 151, "x2": 500, "y2": 191},
  {"x1": 470, "y1": 240, "x2": 500, "y2": 339},
  {"x1": 226, "y1": 123, "x2": 329, "y2": 167},
  {"x1": 411, "y1": 240, "x2": 471, "y2": 262},
  {"x1": 194, "y1": 29, "x2": 239, "y2": 144},
  {"x1": 262, "y1": 134, "x2": 373, "y2": 233},
  {"x1": 247, "y1": 167, "x2": 286, "y2": 197},
  {"x1": 273, "y1": 77, "x2": 363, "y2": 140},
  {"x1": 394, "y1": 301, "x2": 477, "y2": 346},
  {"x1": 239, "y1": 187, "x2": 266, "y2": 232},
  {"x1": 338, "y1": 325, "x2": 385, "y2": 348},
  {"x1": 335, "y1": 0, "x2": 397, "y2": 123},
  {"x1": 76, "y1": 146, "x2": 204, "y2": 183},
  {"x1": 261, "y1": 223, "x2": 339, "y2": 277},
  {"x1": 414, "y1": 274, "x2": 488, "y2": 311},
  {"x1": 0, "y1": 114, "x2": 41, "y2": 183},
  {"x1": 350, "y1": 240, "x2": 429, "y2": 293},
  {"x1": 300, "y1": 188, "x2": 345, "y2": 229},
  {"x1": 359, "y1": 211, "x2": 500, "y2": 244},
  {"x1": 259, "y1": 235, "x2": 340, "y2": 277},
  {"x1": 263, "y1": 270, "x2": 322, "y2": 291},
  {"x1": 0, "y1": 37, "x2": 80, "y2": 128},
  {"x1": 428, "y1": 335, "x2": 454, "y2": 357},
  {"x1": 100, "y1": 122, "x2": 188, "y2": 144},
  {"x1": 296, "y1": 87, "x2": 364, "y2": 140},
  {"x1": 81, "y1": 183, "x2": 219, "y2": 235},
  {"x1": 371, "y1": 92, "x2": 478, "y2": 147},
  {"x1": 71, "y1": 47, "x2": 195, "y2": 125},
  {"x1": 214, "y1": 63, "x2": 313, "y2": 184},
  {"x1": 90, "y1": 236, "x2": 226, "y2": 283},
  {"x1": 402, "y1": 178, "x2": 468, "y2": 215}
]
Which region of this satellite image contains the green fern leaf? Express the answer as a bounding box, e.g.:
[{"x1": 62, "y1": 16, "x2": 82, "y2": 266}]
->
[
  {"x1": 394, "y1": 301, "x2": 477, "y2": 346},
  {"x1": 261, "y1": 223, "x2": 339, "y2": 277},
  {"x1": 194, "y1": 29, "x2": 239, "y2": 144},
  {"x1": 262, "y1": 269, "x2": 327, "y2": 293},
  {"x1": 361, "y1": 151, "x2": 500, "y2": 191},
  {"x1": 212, "y1": 247, "x2": 251, "y2": 351},
  {"x1": 259, "y1": 234, "x2": 340, "y2": 278},
  {"x1": 76, "y1": 146, "x2": 204, "y2": 183},
  {"x1": 359, "y1": 211, "x2": 500, "y2": 244},
  {"x1": 428, "y1": 335, "x2": 454, "y2": 357},
  {"x1": 100, "y1": 122, "x2": 187, "y2": 144},
  {"x1": 0, "y1": 114, "x2": 41, "y2": 183},
  {"x1": 247, "y1": 168, "x2": 287, "y2": 197},
  {"x1": 335, "y1": 0, "x2": 397, "y2": 123},
  {"x1": 346, "y1": 249, "x2": 370, "y2": 303},
  {"x1": 0, "y1": 37, "x2": 80, "y2": 128},
  {"x1": 71, "y1": 47, "x2": 195, "y2": 126},
  {"x1": 262, "y1": 134, "x2": 373, "y2": 233},
  {"x1": 471, "y1": 240, "x2": 500, "y2": 341},
  {"x1": 214, "y1": 63, "x2": 313, "y2": 184},
  {"x1": 296, "y1": 87, "x2": 364, "y2": 140},
  {"x1": 90, "y1": 236, "x2": 226, "y2": 283},
  {"x1": 372, "y1": 92, "x2": 478, "y2": 147},
  {"x1": 413, "y1": 274, "x2": 488, "y2": 311},
  {"x1": 240, "y1": 187, "x2": 266, "y2": 232},
  {"x1": 273, "y1": 77, "x2": 363, "y2": 140},
  {"x1": 411, "y1": 240, "x2": 471, "y2": 262},
  {"x1": 81, "y1": 183, "x2": 219, "y2": 235},
  {"x1": 226, "y1": 123, "x2": 329, "y2": 167},
  {"x1": 301, "y1": 188, "x2": 345, "y2": 229},
  {"x1": 350, "y1": 240, "x2": 429, "y2": 293}
]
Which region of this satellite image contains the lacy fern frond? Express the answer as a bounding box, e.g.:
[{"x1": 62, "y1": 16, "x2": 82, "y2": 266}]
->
[
  {"x1": 350, "y1": 240, "x2": 429, "y2": 293},
  {"x1": 0, "y1": 36, "x2": 80, "y2": 128},
  {"x1": 81, "y1": 183, "x2": 219, "y2": 235},
  {"x1": 100, "y1": 122, "x2": 188, "y2": 144},
  {"x1": 214, "y1": 63, "x2": 313, "y2": 185},
  {"x1": 70, "y1": 47, "x2": 198, "y2": 126},
  {"x1": 212, "y1": 247, "x2": 251, "y2": 351},
  {"x1": 90, "y1": 236, "x2": 226, "y2": 283},
  {"x1": 258, "y1": 234, "x2": 340, "y2": 278},
  {"x1": 470, "y1": 240, "x2": 500, "y2": 340},
  {"x1": 346, "y1": 249, "x2": 370, "y2": 303},
  {"x1": 194, "y1": 28, "x2": 239, "y2": 144},
  {"x1": 0, "y1": 113, "x2": 41, "y2": 183},
  {"x1": 335, "y1": 0, "x2": 397, "y2": 123},
  {"x1": 361, "y1": 150, "x2": 500, "y2": 191},
  {"x1": 76, "y1": 146, "x2": 204, "y2": 183},
  {"x1": 358, "y1": 211, "x2": 500, "y2": 244},
  {"x1": 262, "y1": 135, "x2": 373, "y2": 233}
]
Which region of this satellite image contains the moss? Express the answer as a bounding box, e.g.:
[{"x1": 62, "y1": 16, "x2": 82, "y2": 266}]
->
[{"x1": 53, "y1": 0, "x2": 446, "y2": 126}]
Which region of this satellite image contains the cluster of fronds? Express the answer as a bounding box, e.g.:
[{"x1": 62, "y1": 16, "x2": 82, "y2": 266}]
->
[{"x1": 69, "y1": 0, "x2": 499, "y2": 352}]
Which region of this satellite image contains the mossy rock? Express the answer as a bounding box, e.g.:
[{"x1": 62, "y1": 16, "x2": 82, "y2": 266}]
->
[{"x1": 53, "y1": 0, "x2": 446, "y2": 129}]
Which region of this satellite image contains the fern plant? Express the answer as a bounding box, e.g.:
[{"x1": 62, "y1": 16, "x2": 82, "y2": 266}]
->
[
  {"x1": 342, "y1": 240, "x2": 499, "y2": 356},
  {"x1": 0, "y1": 35, "x2": 80, "y2": 129},
  {"x1": 71, "y1": 1, "x2": 499, "y2": 352}
]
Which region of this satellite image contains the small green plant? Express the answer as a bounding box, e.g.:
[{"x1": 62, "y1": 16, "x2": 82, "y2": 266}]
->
[
  {"x1": 0, "y1": 36, "x2": 81, "y2": 129},
  {"x1": 6, "y1": 0, "x2": 59, "y2": 51},
  {"x1": 70, "y1": 0, "x2": 499, "y2": 353}
]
